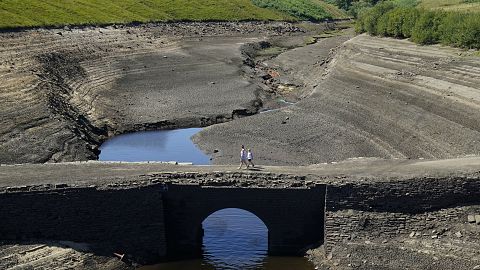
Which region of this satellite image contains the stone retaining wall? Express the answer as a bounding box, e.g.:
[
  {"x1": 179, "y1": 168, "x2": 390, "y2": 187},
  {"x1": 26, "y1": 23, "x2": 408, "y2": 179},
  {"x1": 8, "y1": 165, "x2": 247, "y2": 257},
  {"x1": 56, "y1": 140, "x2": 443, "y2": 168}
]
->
[
  {"x1": 0, "y1": 184, "x2": 167, "y2": 264},
  {"x1": 1, "y1": 171, "x2": 480, "y2": 263},
  {"x1": 324, "y1": 176, "x2": 480, "y2": 251}
]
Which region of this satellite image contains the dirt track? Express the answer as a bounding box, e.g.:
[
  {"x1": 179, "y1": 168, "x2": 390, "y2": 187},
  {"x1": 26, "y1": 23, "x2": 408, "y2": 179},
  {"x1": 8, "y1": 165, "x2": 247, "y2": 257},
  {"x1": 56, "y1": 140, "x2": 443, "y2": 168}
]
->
[{"x1": 195, "y1": 34, "x2": 480, "y2": 165}]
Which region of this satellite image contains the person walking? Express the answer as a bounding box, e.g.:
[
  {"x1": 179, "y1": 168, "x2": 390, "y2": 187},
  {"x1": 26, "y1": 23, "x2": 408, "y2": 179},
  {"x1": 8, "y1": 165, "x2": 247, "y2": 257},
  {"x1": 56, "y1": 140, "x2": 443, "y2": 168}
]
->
[
  {"x1": 239, "y1": 145, "x2": 248, "y2": 169},
  {"x1": 247, "y1": 149, "x2": 254, "y2": 168}
]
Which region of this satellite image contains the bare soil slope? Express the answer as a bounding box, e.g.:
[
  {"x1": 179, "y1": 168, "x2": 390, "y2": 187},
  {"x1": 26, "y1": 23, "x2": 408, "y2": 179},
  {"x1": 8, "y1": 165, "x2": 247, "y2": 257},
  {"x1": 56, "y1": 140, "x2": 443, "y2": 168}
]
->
[
  {"x1": 195, "y1": 34, "x2": 480, "y2": 165},
  {"x1": 0, "y1": 22, "x2": 304, "y2": 164}
]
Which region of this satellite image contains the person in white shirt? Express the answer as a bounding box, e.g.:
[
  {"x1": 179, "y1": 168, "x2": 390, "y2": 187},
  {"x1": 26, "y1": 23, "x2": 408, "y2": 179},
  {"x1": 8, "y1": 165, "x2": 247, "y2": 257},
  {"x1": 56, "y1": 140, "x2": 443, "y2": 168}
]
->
[
  {"x1": 247, "y1": 149, "x2": 254, "y2": 168},
  {"x1": 239, "y1": 145, "x2": 248, "y2": 169}
]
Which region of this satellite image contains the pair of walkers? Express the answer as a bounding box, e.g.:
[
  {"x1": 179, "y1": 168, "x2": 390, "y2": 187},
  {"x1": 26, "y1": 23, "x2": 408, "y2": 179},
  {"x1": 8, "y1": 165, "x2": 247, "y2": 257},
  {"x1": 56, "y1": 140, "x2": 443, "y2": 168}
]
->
[{"x1": 239, "y1": 145, "x2": 254, "y2": 169}]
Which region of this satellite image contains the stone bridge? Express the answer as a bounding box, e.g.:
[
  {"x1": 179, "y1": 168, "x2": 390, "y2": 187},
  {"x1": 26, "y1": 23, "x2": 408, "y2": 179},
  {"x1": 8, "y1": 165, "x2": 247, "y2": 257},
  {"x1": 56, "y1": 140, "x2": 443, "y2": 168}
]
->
[
  {"x1": 1, "y1": 157, "x2": 480, "y2": 264},
  {"x1": 0, "y1": 176, "x2": 326, "y2": 264},
  {"x1": 163, "y1": 184, "x2": 326, "y2": 258}
]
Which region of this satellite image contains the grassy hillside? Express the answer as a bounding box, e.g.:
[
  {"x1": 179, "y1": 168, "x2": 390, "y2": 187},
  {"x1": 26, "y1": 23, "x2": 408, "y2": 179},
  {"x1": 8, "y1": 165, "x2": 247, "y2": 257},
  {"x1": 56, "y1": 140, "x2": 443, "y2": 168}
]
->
[
  {"x1": 418, "y1": 0, "x2": 480, "y2": 12},
  {"x1": 252, "y1": 0, "x2": 348, "y2": 20},
  {"x1": 0, "y1": 0, "x2": 291, "y2": 29},
  {"x1": 0, "y1": 0, "x2": 347, "y2": 29}
]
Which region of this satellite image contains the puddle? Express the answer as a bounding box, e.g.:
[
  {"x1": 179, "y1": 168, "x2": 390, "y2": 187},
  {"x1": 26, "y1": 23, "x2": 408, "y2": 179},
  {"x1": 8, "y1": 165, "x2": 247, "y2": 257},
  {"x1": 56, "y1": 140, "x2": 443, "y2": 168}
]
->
[{"x1": 98, "y1": 128, "x2": 210, "y2": 165}]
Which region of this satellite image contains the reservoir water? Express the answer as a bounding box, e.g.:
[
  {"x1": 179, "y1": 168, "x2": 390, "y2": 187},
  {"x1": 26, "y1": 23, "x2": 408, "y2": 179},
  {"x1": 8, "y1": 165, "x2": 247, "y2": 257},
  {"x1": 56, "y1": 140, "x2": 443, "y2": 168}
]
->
[
  {"x1": 98, "y1": 128, "x2": 211, "y2": 164},
  {"x1": 99, "y1": 129, "x2": 314, "y2": 270},
  {"x1": 140, "y1": 208, "x2": 314, "y2": 270}
]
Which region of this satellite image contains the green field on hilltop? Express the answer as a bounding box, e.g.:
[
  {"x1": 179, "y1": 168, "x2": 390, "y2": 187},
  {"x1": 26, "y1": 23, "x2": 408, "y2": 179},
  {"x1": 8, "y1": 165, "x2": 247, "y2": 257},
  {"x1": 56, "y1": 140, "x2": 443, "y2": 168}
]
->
[
  {"x1": 418, "y1": 0, "x2": 480, "y2": 12},
  {"x1": 252, "y1": 0, "x2": 349, "y2": 20},
  {"x1": 0, "y1": 0, "x2": 347, "y2": 29}
]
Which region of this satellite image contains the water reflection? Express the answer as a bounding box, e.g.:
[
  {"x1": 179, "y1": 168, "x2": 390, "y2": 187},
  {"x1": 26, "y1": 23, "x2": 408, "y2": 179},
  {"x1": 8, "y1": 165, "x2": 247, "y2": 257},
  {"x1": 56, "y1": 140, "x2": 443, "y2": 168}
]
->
[
  {"x1": 140, "y1": 209, "x2": 314, "y2": 270},
  {"x1": 140, "y1": 256, "x2": 315, "y2": 270},
  {"x1": 202, "y1": 208, "x2": 268, "y2": 269},
  {"x1": 98, "y1": 128, "x2": 210, "y2": 164}
]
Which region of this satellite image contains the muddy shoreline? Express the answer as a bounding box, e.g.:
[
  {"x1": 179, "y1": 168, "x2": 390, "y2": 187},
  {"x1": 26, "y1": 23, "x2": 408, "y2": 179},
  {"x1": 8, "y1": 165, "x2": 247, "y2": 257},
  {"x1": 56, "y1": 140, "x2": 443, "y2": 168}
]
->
[
  {"x1": 2, "y1": 20, "x2": 480, "y2": 166},
  {"x1": 0, "y1": 21, "x2": 340, "y2": 164}
]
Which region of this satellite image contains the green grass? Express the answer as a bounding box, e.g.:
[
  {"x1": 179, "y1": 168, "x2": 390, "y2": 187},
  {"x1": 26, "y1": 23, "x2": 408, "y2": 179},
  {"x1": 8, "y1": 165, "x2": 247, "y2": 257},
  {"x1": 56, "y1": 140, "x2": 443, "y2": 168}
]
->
[
  {"x1": 314, "y1": 29, "x2": 344, "y2": 38},
  {"x1": 0, "y1": 0, "x2": 348, "y2": 29},
  {"x1": 0, "y1": 0, "x2": 292, "y2": 29},
  {"x1": 418, "y1": 0, "x2": 480, "y2": 12},
  {"x1": 252, "y1": 0, "x2": 347, "y2": 20},
  {"x1": 356, "y1": 1, "x2": 480, "y2": 49}
]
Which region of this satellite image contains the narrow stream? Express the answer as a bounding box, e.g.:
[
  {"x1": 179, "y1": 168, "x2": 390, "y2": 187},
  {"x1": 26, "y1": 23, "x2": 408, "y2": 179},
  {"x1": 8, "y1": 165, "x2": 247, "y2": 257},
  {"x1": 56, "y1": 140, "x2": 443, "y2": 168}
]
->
[{"x1": 98, "y1": 128, "x2": 314, "y2": 270}]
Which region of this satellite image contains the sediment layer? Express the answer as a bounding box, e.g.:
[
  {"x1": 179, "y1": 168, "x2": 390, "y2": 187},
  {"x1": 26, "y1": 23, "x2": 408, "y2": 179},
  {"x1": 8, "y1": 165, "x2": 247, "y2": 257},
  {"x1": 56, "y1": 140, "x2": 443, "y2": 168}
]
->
[
  {"x1": 0, "y1": 22, "x2": 308, "y2": 164},
  {"x1": 195, "y1": 34, "x2": 480, "y2": 165}
]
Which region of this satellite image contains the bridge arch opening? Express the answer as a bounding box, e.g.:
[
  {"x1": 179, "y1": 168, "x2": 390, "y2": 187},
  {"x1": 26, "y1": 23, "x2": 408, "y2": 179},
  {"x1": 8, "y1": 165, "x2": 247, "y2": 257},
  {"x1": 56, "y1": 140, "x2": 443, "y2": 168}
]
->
[{"x1": 200, "y1": 208, "x2": 269, "y2": 269}]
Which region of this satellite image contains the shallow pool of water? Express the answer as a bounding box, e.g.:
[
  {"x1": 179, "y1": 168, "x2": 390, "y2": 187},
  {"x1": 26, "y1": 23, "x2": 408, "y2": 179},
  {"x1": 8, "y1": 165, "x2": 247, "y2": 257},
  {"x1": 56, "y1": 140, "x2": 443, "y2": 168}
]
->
[
  {"x1": 140, "y1": 208, "x2": 315, "y2": 270},
  {"x1": 98, "y1": 128, "x2": 210, "y2": 165}
]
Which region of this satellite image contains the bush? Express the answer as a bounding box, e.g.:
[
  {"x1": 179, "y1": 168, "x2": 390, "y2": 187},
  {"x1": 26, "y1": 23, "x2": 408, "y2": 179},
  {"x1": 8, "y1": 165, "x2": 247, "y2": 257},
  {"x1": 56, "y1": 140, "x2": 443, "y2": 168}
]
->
[
  {"x1": 359, "y1": 1, "x2": 396, "y2": 34},
  {"x1": 439, "y1": 12, "x2": 480, "y2": 49},
  {"x1": 348, "y1": 1, "x2": 373, "y2": 18},
  {"x1": 401, "y1": 7, "x2": 419, "y2": 37},
  {"x1": 356, "y1": 2, "x2": 480, "y2": 49},
  {"x1": 411, "y1": 10, "x2": 444, "y2": 44}
]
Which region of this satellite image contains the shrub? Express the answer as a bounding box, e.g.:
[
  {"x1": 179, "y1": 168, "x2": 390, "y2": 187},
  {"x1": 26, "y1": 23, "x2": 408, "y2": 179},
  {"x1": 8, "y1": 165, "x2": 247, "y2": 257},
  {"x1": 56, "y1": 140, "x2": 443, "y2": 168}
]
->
[
  {"x1": 439, "y1": 12, "x2": 480, "y2": 49},
  {"x1": 358, "y1": 1, "x2": 396, "y2": 35},
  {"x1": 411, "y1": 10, "x2": 444, "y2": 44},
  {"x1": 356, "y1": 2, "x2": 479, "y2": 49},
  {"x1": 401, "y1": 7, "x2": 419, "y2": 38},
  {"x1": 375, "y1": 10, "x2": 390, "y2": 35},
  {"x1": 384, "y1": 8, "x2": 404, "y2": 37},
  {"x1": 348, "y1": 1, "x2": 373, "y2": 18}
]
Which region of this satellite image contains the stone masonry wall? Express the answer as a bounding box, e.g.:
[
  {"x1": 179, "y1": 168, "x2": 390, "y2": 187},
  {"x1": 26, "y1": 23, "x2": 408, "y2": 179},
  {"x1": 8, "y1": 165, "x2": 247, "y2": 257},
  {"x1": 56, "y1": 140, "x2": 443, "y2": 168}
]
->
[
  {"x1": 0, "y1": 184, "x2": 167, "y2": 264},
  {"x1": 162, "y1": 184, "x2": 326, "y2": 258},
  {"x1": 324, "y1": 176, "x2": 480, "y2": 251}
]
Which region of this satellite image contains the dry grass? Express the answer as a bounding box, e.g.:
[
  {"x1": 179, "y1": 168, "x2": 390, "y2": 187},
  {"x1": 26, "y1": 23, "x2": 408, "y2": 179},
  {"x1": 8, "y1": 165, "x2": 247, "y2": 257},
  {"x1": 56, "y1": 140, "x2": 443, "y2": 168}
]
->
[{"x1": 418, "y1": 0, "x2": 480, "y2": 12}]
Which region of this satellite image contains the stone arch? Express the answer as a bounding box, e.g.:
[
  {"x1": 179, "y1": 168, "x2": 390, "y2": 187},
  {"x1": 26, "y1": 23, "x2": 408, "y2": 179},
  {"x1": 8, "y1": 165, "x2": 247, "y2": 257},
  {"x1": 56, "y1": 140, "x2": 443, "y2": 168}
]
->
[
  {"x1": 162, "y1": 184, "x2": 326, "y2": 259},
  {"x1": 200, "y1": 208, "x2": 269, "y2": 248},
  {"x1": 200, "y1": 207, "x2": 270, "y2": 231}
]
